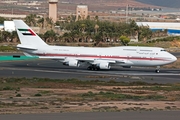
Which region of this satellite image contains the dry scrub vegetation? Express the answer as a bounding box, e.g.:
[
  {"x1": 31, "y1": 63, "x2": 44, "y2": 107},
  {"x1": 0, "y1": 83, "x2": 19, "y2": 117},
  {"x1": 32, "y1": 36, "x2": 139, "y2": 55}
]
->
[{"x1": 0, "y1": 78, "x2": 180, "y2": 114}]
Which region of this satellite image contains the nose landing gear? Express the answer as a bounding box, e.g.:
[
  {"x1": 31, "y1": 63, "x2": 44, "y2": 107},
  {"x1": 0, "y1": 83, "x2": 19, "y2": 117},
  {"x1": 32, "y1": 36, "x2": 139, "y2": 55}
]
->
[{"x1": 155, "y1": 66, "x2": 160, "y2": 73}]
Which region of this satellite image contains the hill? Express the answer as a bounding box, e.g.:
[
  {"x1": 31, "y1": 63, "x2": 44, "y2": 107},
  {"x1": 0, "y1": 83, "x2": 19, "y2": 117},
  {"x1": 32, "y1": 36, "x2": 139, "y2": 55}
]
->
[
  {"x1": 66, "y1": 0, "x2": 157, "y2": 7},
  {"x1": 25, "y1": 0, "x2": 180, "y2": 8},
  {"x1": 136, "y1": 0, "x2": 180, "y2": 8},
  {"x1": 60, "y1": 0, "x2": 159, "y2": 11}
]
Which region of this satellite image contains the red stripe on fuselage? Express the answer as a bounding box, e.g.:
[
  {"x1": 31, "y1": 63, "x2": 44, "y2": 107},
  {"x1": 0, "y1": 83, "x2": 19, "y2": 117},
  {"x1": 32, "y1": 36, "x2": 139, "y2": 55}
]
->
[{"x1": 36, "y1": 53, "x2": 171, "y2": 61}]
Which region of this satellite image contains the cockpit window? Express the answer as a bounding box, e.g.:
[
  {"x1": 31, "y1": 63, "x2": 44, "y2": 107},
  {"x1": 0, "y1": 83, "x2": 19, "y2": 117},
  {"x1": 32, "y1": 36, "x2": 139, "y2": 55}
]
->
[{"x1": 161, "y1": 49, "x2": 166, "y2": 51}]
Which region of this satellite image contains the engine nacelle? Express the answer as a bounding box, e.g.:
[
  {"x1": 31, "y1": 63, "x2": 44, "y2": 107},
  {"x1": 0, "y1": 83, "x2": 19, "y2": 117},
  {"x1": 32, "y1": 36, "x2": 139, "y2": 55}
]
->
[
  {"x1": 97, "y1": 62, "x2": 111, "y2": 69},
  {"x1": 63, "y1": 60, "x2": 80, "y2": 67}
]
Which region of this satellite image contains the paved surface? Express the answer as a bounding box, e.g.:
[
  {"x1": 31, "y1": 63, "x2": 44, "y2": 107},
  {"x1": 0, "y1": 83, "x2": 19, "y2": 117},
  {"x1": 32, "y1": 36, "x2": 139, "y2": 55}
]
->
[
  {"x1": 0, "y1": 55, "x2": 38, "y2": 61},
  {"x1": 0, "y1": 111, "x2": 180, "y2": 120},
  {"x1": 0, "y1": 59, "x2": 180, "y2": 84}
]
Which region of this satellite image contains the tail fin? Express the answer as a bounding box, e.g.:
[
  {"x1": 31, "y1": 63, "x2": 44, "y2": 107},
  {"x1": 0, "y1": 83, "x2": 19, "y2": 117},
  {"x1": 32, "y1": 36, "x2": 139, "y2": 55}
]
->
[{"x1": 13, "y1": 20, "x2": 47, "y2": 47}]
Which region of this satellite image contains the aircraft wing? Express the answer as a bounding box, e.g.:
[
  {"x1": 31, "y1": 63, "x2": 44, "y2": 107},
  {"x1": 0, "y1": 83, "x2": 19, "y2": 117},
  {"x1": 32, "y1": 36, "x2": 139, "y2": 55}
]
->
[
  {"x1": 38, "y1": 56, "x2": 131, "y2": 69},
  {"x1": 38, "y1": 56, "x2": 127, "y2": 64}
]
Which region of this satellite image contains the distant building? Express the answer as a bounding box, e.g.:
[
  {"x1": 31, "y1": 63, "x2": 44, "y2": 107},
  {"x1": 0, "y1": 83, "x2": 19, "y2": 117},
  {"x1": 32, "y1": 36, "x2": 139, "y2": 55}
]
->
[
  {"x1": 4, "y1": 21, "x2": 15, "y2": 32},
  {"x1": 0, "y1": 14, "x2": 26, "y2": 18},
  {"x1": 137, "y1": 22, "x2": 180, "y2": 36},
  {"x1": 76, "y1": 5, "x2": 88, "y2": 21},
  {"x1": 1, "y1": 21, "x2": 40, "y2": 33},
  {"x1": 49, "y1": 0, "x2": 58, "y2": 23}
]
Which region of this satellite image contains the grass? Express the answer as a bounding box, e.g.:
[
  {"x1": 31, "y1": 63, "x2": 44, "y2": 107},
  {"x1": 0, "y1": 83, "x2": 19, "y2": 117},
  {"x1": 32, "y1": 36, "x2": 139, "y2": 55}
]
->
[
  {"x1": 0, "y1": 86, "x2": 20, "y2": 91},
  {"x1": 16, "y1": 94, "x2": 21, "y2": 97},
  {"x1": 39, "y1": 90, "x2": 52, "y2": 94},
  {"x1": 92, "y1": 106, "x2": 118, "y2": 112},
  {"x1": 0, "y1": 45, "x2": 17, "y2": 52},
  {"x1": 0, "y1": 77, "x2": 179, "y2": 102},
  {"x1": 0, "y1": 77, "x2": 173, "y2": 87},
  {"x1": 0, "y1": 77, "x2": 162, "y2": 88},
  {"x1": 34, "y1": 93, "x2": 42, "y2": 97},
  {"x1": 136, "y1": 85, "x2": 180, "y2": 91},
  {"x1": 0, "y1": 77, "x2": 180, "y2": 113},
  {"x1": 80, "y1": 91, "x2": 166, "y2": 101},
  {"x1": 40, "y1": 107, "x2": 49, "y2": 109},
  {"x1": 122, "y1": 107, "x2": 152, "y2": 111}
]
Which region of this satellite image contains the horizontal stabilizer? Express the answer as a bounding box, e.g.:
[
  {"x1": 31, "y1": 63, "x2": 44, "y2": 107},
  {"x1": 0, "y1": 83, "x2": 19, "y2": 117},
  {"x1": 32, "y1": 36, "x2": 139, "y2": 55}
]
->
[{"x1": 17, "y1": 44, "x2": 37, "y2": 50}]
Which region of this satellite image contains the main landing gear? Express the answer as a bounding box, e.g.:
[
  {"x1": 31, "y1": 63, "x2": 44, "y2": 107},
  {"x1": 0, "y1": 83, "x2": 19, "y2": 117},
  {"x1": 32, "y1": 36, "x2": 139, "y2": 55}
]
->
[
  {"x1": 155, "y1": 66, "x2": 160, "y2": 73},
  {"x1": 87, "y1": 65, "x2": 100, "y2": 71}
]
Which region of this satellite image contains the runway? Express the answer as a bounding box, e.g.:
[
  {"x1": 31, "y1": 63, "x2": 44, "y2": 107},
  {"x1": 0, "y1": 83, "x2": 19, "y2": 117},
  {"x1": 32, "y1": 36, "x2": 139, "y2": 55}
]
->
[{"x1": 0, "y1": 59, "x2": 179, "y2": 84}]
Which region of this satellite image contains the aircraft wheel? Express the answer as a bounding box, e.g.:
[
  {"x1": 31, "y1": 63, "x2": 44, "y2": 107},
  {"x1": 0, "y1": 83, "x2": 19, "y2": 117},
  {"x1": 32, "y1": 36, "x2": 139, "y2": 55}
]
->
[
  {"x1": 96, "y1": 68, "x2": 100, "y2": 71},
  {"x1": 155, "y1": 66, "x2": 160, "y2": 73},
  {"x1": 87, "y1": 66, "x2": 95, "y2": 71},
  {"x1": 87, "y1": 66, "x2": 100, "y2": 71},
  {"x1": 94, "y1": 67, "x2": 100, "y2": 71},
  {"x1": 87, "y1": 66, "x2": 91, "y2": 70},
  {"x1": 155, "y1": 70, "x2": 160, "y2": 73}
]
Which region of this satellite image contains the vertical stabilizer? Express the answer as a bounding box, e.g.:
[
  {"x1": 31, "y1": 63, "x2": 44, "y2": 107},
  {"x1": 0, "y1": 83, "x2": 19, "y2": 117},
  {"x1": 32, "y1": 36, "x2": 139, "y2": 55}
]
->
[{"x1": 13, "y1": 20, "x2": 47, "y2": 47}]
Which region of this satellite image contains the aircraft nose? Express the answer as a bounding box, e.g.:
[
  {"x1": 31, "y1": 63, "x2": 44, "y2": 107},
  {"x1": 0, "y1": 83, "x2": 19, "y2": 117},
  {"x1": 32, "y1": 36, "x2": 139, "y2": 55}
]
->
[{"x1": 171, "y1": 55, "x2": 177, "y2": 62}]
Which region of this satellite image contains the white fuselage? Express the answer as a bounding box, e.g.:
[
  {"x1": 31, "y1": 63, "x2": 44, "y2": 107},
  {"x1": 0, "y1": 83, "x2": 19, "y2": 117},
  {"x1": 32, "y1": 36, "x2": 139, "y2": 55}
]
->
[{"x1": 22, "y1": 45, "x2": 177, "y2": 67}]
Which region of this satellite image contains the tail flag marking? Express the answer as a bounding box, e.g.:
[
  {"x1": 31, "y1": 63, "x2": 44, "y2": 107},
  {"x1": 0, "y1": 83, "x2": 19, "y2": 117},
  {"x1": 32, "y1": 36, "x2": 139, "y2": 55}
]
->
[{"x1": 18, "y1": 29, "x2": 36, "y2": 36}]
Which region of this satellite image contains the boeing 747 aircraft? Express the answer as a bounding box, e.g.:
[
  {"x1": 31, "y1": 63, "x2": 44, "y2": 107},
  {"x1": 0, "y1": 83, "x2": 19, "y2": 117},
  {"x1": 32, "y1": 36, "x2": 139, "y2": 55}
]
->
[{"x1": 14, "y1": 20, "x2": 177, "y2": 73}]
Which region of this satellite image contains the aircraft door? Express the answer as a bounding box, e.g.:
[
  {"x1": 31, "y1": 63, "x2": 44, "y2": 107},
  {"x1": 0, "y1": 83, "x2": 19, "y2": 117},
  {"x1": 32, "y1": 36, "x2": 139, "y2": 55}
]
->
[
  {"x1": 136, "y1": 46, "x2": 140, "y2": 53},
  {"x1": 76, "y1": 51, "x2": 79, "y2": 58},
  {"x1": 99, "y1": 52, "x2": 102, "y2": 59}
]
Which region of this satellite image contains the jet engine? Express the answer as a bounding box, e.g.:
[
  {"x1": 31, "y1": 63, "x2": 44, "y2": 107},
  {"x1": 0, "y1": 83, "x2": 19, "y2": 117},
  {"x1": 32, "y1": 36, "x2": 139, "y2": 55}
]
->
[
  {"x1": 97, "y1": 62, "x2": 110, "y2": 69},
  {"x1": 63, "y1": 60, "x2": 80, "y2": 67}
]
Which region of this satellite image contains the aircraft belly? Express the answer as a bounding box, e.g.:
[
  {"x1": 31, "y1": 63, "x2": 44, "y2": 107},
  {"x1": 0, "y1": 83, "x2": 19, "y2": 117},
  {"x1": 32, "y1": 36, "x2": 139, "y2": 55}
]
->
[{"x1": 130, "y1": 60, "x2": 168, "y2": 66}]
